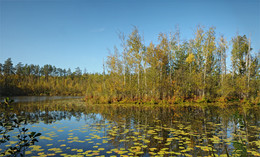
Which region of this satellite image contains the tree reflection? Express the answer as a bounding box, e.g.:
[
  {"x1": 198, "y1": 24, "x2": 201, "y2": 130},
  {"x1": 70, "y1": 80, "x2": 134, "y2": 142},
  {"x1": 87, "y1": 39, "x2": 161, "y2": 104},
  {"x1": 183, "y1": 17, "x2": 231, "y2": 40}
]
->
[{"x1": 1, "y1": 101, "x2": 259, "y2": 156}]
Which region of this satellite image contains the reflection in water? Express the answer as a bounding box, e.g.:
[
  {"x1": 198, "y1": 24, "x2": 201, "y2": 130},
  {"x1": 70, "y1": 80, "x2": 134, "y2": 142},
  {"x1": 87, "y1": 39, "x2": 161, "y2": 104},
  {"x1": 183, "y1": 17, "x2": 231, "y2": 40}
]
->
[
  {"x1": 0, "y1": 96, "x2": 82, "y2": 103},
  {"x1": 0, "y1": 100, "x2": 260, "y2": 156}
]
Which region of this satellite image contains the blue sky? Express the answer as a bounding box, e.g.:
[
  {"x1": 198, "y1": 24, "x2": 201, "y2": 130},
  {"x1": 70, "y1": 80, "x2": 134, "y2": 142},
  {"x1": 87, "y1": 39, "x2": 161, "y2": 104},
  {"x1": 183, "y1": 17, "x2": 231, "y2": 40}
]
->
[{"x1": 0, "y1": 0, "x2": 259, "y2": 73}]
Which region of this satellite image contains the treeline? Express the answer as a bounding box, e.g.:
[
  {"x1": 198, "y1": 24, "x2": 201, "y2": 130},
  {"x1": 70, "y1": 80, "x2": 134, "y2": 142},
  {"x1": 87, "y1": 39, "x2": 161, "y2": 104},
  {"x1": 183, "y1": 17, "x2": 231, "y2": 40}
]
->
[
  {"x1": 0, "y1": 59, "x2": 97, "y2": 96},
  {"x1": 87, "y1": 26, "x2": 259, "y2": 104}
]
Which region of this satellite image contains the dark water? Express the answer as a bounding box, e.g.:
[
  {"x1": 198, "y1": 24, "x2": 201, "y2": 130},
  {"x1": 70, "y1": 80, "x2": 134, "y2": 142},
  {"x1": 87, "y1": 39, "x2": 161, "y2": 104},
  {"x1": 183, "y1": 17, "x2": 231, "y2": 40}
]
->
[
  {"x1": 0, "y1": 96, "x2": 82, "y2": 103},
  {"x1": 0, "y1": 99, "x2": 260, "y2": 156}
]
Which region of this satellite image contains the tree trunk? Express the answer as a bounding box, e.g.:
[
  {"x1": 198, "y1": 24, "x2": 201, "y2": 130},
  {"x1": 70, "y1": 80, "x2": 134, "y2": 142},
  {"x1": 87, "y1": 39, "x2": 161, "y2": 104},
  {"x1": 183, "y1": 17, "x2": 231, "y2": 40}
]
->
[{"x1": 247, "y1": 38, "x2": 251, "y2": 98}]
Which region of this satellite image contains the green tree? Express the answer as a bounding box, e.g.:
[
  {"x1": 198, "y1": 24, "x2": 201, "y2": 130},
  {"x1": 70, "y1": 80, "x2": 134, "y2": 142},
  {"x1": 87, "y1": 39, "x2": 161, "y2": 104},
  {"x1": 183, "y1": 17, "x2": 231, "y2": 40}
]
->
[
  {"x1": 231, "y1": 35, "x2": 250, "y2": 98},
  {"x1": 202, "y1": 27, "x2": 217, "y2": 98},
  {"x1": 3, "y1": 58, "x2": 14, "y2": 76},
  {"x1": 127, "y1": 27, "x2": 144, "y2": 99},
  {"x1": 216, "y1": 35, "x2": 229, "y2": 99},
  {"x1": 193, "y1": 26, "x2": 205, "y2": 98}
]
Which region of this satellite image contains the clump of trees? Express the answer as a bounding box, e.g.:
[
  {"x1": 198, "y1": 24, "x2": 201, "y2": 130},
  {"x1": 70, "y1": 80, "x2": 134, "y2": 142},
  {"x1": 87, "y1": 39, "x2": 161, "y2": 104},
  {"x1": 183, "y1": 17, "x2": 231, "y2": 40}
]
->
[
  {"x1": 1, "y1": 25, "x2": 259, "y2": 104},
  {"x1": 92, "y1": 26, "x2": 259, "y2": 104}
]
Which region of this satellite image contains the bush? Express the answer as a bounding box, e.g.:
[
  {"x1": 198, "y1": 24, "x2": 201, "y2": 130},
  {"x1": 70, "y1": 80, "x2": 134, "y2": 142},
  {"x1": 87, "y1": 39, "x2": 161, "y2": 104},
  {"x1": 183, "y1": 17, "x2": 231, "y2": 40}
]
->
[{"x1": 0, "y1": 98, "x2": 42, "y2": 156}]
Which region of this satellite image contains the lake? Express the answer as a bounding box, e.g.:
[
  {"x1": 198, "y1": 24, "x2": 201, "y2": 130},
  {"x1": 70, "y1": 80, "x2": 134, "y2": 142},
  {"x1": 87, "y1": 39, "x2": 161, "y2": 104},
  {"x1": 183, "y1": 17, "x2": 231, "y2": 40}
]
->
[
  {"x1": 0, "y1": 97, "x2": 260, "y2": 156},
  {"x1": 0, "y1": 96, "x2": 83, "y2": 103}
]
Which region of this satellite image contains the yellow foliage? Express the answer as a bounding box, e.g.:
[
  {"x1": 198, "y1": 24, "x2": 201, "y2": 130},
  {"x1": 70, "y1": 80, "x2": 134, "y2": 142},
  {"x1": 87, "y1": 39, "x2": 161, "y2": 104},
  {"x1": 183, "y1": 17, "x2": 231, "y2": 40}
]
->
[{"x1": 185, "y1": 53, "x2": 195, "y2": 64}]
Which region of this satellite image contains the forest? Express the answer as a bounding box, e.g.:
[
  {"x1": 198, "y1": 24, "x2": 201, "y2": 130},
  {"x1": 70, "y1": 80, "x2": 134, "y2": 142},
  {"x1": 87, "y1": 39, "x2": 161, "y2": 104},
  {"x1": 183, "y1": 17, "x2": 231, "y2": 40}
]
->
[
  {"x1": 0, "y1": 58, "x2": 94, "y2": 96},
  {"x1": 0, "y1": 26, "x2": 259, "y2": 104}
]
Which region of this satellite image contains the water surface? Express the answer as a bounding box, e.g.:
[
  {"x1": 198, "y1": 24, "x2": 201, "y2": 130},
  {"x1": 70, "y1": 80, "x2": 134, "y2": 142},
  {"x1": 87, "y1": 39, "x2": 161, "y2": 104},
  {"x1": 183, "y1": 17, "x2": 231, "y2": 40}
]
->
[
  {"x1": 0, "y1": 98, "x2": 259, "y2": 156},
  {"x1": 0, "y1": 96, "x2": 82, "y2": 103}
]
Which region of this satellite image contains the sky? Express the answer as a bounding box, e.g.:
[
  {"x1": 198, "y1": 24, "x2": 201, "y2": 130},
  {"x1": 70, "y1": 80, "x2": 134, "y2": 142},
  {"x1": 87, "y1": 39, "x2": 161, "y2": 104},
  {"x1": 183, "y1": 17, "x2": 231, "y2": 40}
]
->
[{"x1": 0, "y1": 0, "x2": 259, "y2": 73}]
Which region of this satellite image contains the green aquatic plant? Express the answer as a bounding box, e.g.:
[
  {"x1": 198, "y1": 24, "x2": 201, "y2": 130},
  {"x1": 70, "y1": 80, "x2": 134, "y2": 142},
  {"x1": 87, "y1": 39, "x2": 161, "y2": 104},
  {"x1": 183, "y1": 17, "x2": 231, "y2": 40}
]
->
[{"x1": 0, "y1": 97, "x2": 42, "y2": 156}]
